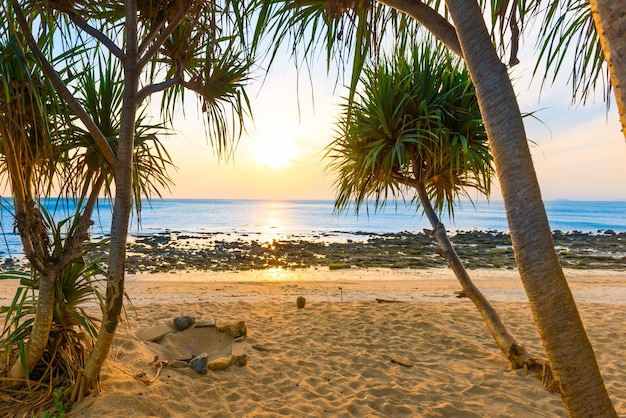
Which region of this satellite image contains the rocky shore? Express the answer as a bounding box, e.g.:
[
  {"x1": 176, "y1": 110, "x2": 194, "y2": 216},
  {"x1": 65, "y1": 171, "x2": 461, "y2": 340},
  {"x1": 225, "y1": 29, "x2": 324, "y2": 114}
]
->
[
  {"x1": 106, "y1": 230, "x2": 626, "y2": 273},
  {"x1": 2, "y1": 230, "x2": 624, "y2": 273}
]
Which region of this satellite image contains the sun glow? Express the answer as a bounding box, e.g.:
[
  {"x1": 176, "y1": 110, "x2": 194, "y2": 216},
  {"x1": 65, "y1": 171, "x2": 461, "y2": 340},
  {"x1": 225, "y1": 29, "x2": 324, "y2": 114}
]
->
[{"x1": 252, "y1": 134, "x2": 298, "y2": 169}]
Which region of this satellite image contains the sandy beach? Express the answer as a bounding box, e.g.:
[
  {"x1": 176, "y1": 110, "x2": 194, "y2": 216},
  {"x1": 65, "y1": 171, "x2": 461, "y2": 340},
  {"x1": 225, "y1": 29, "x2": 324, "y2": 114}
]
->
[{"x1": 30, "y1": 267, "x2": 621, "y2": 417}]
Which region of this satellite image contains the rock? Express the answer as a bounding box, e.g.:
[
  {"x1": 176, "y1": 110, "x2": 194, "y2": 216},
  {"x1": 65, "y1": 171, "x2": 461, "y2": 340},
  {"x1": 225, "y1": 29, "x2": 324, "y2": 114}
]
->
[
  {"x1": 296, "y1": 296, "x2": 306, "y2": 309},
  {"x1": 173, "y1": 315, "x2": 195, "y2": 331},
  {"x1": 233, "y1": 354, "x2": 248, "y2": 367},
  {"x1": 189, "y1": 353, "x2": 209, "y2": 374},
  {"x1": 207, "y1": 356, "x2": 233, "y2": 371},
  {"x1": 217, "y1": 321, "x2": 246, "y2": 339}
]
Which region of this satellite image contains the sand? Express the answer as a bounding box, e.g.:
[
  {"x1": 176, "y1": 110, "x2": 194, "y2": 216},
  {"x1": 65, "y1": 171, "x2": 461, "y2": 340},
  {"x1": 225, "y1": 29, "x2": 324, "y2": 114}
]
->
[{"x1": 5, "y1": 267, "x2": 626, "y2": 417}]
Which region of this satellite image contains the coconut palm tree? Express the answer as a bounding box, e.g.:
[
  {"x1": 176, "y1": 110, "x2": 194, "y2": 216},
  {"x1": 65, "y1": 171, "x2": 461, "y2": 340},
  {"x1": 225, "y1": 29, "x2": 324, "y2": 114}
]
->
[
  {"x1": 328, "y1": 40, "x2": 555, "y2": 386},
  {"x1": 259, "y1": 1, "x2": 617, "y2": 415}
]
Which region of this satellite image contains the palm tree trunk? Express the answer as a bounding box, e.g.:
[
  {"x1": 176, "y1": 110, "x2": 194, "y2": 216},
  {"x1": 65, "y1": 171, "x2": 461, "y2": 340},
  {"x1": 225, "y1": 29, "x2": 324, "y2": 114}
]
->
[
  {"x1": 79, "y1": 2, "x2": 141, "y2": 397},
  {"x1": 445, "y1": 1, "x2": 616, "y2": 416},
  {"x1": 589, "y1": 0, "x2": 626, "y2": 138},
  {"x1": 8, "y1": 271, "x2": 55, "y2": 382},
  {"x1": 377, "y1": 0, "x2": 461, "y2": 56},
  {"x1": 414, "y1": 181, "x2": 552, "y2": 381}
]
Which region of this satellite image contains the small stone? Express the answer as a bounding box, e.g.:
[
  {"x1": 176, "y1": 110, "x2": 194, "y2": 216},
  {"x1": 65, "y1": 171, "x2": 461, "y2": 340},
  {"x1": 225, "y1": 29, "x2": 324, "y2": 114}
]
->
[
  {"x1": 233, "y1": 354, "x2": 248, "y2": 367},
  {"x1": 189, "y1": 353, "x2": 209, "y2": 374},
  {"x1": 173, "y1": 315, "x2": 195, "y2": 331},
  {"x1": 234, "y1": 336, "x2": 245, "y2": 343},
  {"x1": 296, "y1": 296, "x2": 306, "y2": 309},
  {"x1": 207, "y1": 356, "x2": 233, "y2": 371}
]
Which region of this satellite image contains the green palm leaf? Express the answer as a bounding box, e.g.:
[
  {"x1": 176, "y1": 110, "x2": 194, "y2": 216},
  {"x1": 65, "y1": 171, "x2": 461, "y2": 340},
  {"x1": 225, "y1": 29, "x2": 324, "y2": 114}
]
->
[{"x1": 327, "y1": 38, "x2": 493, "y2": 217}]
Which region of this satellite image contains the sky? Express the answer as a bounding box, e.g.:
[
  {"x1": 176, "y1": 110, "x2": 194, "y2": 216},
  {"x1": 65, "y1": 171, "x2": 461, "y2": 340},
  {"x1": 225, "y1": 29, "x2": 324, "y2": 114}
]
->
[{"x1": 158, "y1": 35, "x2": 626, "y2": 202}]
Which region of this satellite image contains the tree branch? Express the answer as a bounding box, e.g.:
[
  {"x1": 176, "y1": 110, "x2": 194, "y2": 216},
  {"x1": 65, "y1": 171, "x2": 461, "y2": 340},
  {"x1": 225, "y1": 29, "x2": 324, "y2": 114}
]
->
[
  {"x1": 137, "y1": 4, "x2": 192, "y2": 70},
  {"x1": 137, "y1": 73, "x2": 182, "y2": 103},
  {"x1": 377, "y1": 0, "x2": 463, "y2": 57},
  {"x1": 67, "y1": 12, "x2": 125, "y2": 60},
  {"x1": 138, "y1": 20, "x2": 166, "y2": 56},
  {"x1": 9, "y1": 0, "x2": 118, "y2": 168}
]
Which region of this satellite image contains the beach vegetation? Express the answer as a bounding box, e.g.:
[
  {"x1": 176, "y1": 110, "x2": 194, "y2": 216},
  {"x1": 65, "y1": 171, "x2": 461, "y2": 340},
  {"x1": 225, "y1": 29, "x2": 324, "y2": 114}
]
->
[
  {"x1": 0, "y1": 16, "x2": 172, "y2": 413},
  {"x1": 2, "y1": 0, "x2": 256, "y2": 409},
  {"x1": 327, "y1": 38, "x2": 557, "y2": 390},
  {"x1": 258, "y1": 1, "x2": 619, "y2": 415}
]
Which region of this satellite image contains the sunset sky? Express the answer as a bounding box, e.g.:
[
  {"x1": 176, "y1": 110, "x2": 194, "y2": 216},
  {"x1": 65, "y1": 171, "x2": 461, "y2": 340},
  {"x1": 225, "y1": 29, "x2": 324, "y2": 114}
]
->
[{"x1": 159, "y1": 40, "x2": 626, "y2": 202}]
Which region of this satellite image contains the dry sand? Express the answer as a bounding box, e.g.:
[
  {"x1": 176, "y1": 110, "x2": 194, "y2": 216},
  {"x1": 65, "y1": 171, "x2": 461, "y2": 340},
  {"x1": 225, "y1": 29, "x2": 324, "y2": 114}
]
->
[{"x1": 23, "y1": 268, "x2": 626, "y2": 416}]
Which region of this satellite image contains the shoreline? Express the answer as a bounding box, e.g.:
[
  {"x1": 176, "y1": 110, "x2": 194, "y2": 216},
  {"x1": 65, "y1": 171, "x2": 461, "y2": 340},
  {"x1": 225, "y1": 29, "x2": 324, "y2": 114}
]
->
[
  {"x1": 2, "y1": 267, "x2": 625, "y2": 306},
  {"x1": 121, "y1": 267, "x2": 626, "y2": 305}
]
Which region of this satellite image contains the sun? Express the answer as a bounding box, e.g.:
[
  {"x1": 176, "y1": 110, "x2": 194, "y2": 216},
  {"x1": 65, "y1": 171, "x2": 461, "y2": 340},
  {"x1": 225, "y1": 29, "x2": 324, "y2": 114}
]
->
[{"x1": 252, "y1": 134, "x2": 298, "y2": 169}]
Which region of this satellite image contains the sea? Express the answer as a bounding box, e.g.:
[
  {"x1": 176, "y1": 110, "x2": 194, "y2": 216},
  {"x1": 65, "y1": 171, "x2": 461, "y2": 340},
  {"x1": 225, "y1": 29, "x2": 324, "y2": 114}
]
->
[{"x1": 0, "y1": 198, "x2": 625, "y2": 258}]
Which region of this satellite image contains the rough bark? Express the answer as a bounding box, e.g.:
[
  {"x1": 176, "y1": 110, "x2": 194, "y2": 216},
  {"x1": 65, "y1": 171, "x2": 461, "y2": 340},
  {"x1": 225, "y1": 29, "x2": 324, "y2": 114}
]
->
[
  {"x1": 444, "y1": 1, "x2": 616, "y2": 416},
  {"x1": 589, "y1": 0, "x2": 626, "y2": 138}
]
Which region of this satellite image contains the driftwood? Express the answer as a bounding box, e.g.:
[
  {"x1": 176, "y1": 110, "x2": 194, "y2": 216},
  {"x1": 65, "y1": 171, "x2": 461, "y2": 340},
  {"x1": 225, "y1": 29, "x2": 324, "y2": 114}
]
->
[{"x1": 375, "y1": 298, "x2": 403, "y2": 303}]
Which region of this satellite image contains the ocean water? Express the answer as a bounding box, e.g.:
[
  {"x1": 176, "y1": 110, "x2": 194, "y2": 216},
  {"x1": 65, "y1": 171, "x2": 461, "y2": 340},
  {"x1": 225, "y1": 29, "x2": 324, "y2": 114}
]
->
[{"x1": 1, "y1": 198, "x2": 625, "y2": 258}]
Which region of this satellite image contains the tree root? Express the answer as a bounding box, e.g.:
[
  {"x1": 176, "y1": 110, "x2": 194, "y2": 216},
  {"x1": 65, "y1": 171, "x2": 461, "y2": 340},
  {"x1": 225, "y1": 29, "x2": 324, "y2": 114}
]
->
[{"x1": 509, "y1": 343, "x2": 560, "y2": 393}]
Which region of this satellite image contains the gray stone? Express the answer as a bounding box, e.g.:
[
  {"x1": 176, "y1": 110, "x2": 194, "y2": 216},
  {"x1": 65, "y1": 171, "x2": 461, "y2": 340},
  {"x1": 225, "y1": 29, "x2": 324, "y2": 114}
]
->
[
  {"x1": 189, "y1": 353, "x2": 208, "y2": 374},
  {"x1": 173, "y1": 315, "x2": 195, "y2": 331}
]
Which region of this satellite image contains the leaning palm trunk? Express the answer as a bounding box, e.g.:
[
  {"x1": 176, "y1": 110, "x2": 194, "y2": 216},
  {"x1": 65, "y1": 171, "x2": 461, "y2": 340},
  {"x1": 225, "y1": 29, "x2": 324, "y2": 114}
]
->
[
  {"x1": 588, "y1": 0, "x2": 626, "y2": 137},
  {"x1": 411, "y1": 180, "x2": 555, "y2": 387},
  {"x1": 445, "y1": 1, "x2": 616, "y2": 416}
]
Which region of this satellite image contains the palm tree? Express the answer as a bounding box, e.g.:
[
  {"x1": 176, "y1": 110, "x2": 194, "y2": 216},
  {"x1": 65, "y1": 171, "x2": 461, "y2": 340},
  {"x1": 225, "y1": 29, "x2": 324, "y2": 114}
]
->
[
  {"x1": 0, "y1": 28, "x2": 173, "y2": 404},
  {"x1": 259, "y1": 1, "x2": 617, "y2": 415},
  {"x1": 5, "y1": 0, "x2": 256, "y2": 401},
  {"x1": 328, "y1": 40, "x2": 555, "y2": 387},
  {"x1": 443, "y1": 2, "x2": 615, "y2": 415}
]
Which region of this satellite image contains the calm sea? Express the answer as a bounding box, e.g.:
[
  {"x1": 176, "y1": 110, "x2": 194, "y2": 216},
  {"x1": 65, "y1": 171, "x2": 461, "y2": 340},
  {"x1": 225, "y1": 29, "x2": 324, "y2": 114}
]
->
[{"x1": 1, "y1": 199, "x2": 625, "y2": 258}]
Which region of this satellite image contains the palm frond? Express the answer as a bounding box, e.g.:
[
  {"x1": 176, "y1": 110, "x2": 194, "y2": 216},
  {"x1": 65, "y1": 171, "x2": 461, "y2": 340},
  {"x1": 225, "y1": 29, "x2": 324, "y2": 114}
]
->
[{"x1": 327, "y1": 38, "x2": 493, "y2": 218}]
